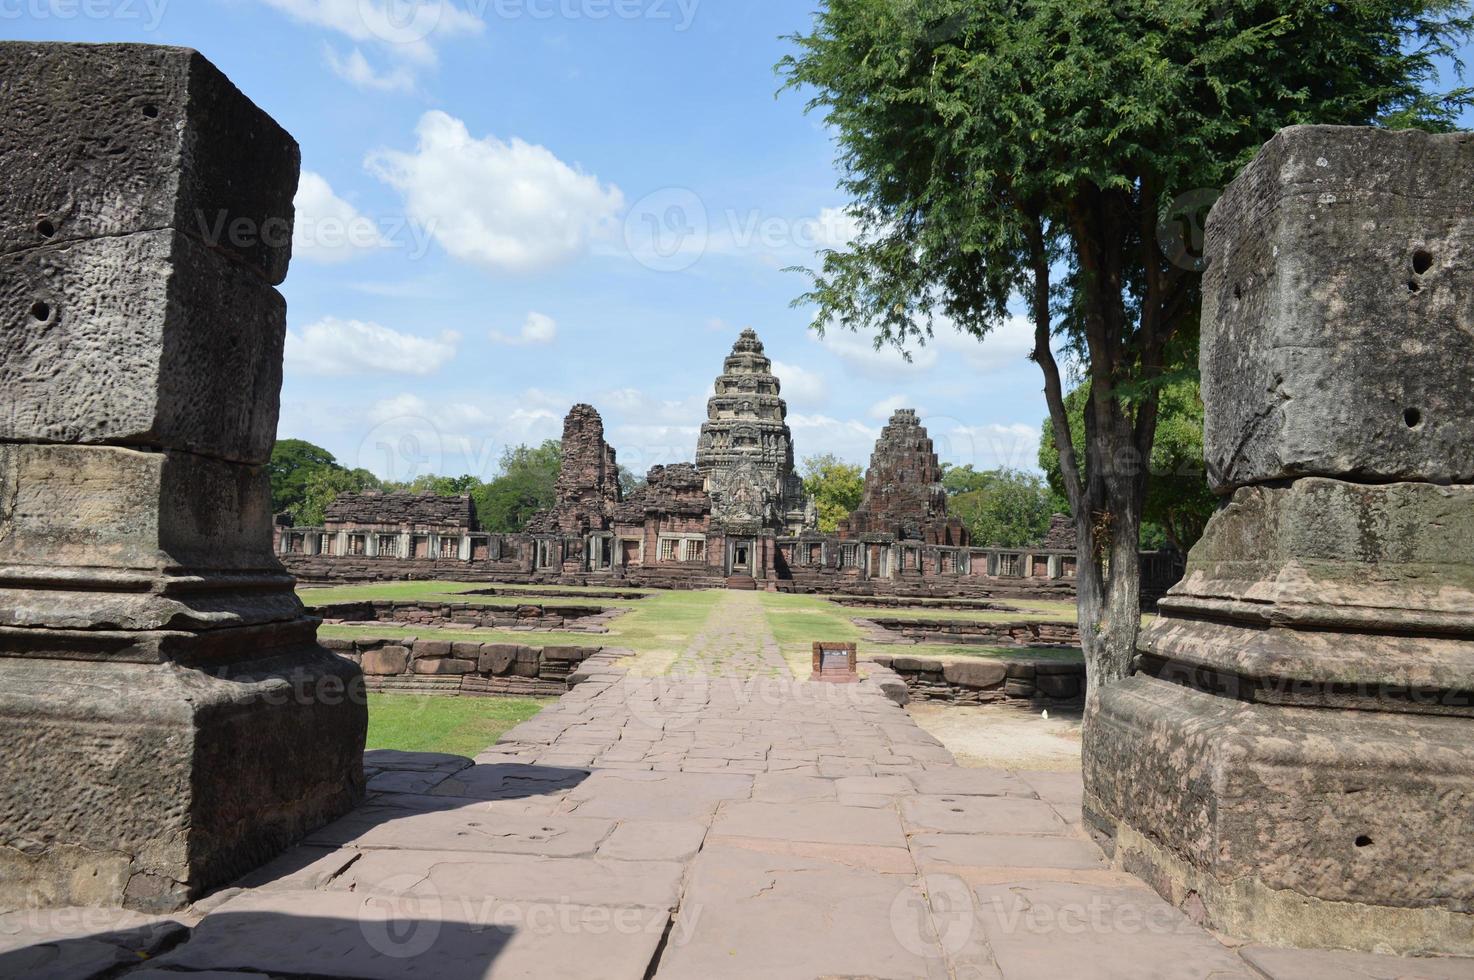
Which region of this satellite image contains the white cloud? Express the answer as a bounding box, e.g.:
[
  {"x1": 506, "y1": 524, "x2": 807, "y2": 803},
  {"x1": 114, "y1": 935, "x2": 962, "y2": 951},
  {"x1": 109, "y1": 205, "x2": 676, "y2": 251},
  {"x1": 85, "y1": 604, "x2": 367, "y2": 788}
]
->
[
  {"x1": 259, "y1": 0, "x2": 483, "y2": 67},
  {"x1": 815, "y1": 329, "x2": 939, "y2": 380},
  {"x1": 324, "y1": 46, "x2": 415, "y2": 93},
  {"x1": 771, "y1": 360, "x2": 828, "y2": 407},
  {"x1": 868, "y1": 394, "x2": 922, "y2": 421},
  {"x1": 491, "y1": 312, "x2": 559, "y2": 347},
  {"x1": 933, "y1": 316, "x2": 1036, "y2": 375},
  {"x1": 788, "y1": 413, "x2": 881, "y2": 467},
  {"x1": 367, "y1": 111, "x2": 625, "y2": 275},
  {"x1": 931, "y1": 421, "x2": 1043, "y2": 472},
  {"x1": 292, "y1": 171, "x2": 390, "y2": 264},
  {"x1": 285, "y1": 317, "x2": 460, "y2": 377},
  {"x1": 813, "y1": 314, "x2": 1037, "y2": 382}
]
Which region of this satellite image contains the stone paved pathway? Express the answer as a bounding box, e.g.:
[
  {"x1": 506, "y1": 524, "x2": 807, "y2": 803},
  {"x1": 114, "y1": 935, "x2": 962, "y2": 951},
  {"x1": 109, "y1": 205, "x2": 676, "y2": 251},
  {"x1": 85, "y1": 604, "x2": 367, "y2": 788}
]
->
[{"x1": 5, "y1": 592, "x2": 1473, "y2": 978}]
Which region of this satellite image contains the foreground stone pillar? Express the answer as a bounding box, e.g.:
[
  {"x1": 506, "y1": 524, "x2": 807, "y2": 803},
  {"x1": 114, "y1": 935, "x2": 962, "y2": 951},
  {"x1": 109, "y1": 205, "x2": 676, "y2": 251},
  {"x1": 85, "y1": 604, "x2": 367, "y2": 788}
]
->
[
  {"x1": 0, "y1": 43, "x2": 366, "y2": 912},
  {"x1": 1084, "y1": 125, "x2": 1474, "y2": 955}
]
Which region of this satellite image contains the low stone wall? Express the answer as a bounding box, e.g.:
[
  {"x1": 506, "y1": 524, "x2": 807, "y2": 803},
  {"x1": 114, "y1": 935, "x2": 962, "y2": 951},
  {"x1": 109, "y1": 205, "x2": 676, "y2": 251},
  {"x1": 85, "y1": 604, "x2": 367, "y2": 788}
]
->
[
  {"x1": 322, "y1": 636, "x2": 615, "y2": 697},
  {"x1": 464, "y1": 587, "x2": 650, "y2": 601},
  {"x1": 829, "y1": 596, "x2": 1024, "y2": 613},
  {"x1": 307, "y1": 600, "x2": 621, "y2": 633},
  {"x1": 866, "y1": 654, "x2": 1084, "y2": 704},
  {"x1": 860, "y1": 617, "x2": 1081, "y2": 647}
]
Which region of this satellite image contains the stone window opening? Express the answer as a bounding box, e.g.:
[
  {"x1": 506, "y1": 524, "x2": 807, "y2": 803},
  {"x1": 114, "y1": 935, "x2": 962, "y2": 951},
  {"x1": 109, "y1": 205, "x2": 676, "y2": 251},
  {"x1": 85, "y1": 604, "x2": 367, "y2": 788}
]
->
[
  {"x1": 319, "y1": 534, "x2": 335, "y2": 556},
  {"x1": 439, "y1": 537, "x2": 460, "y2": 560},
  {"x1": 377, "y1": 535, "x2": 398, "y2": 558},
  {"x1": 659, "y1": 538, "x2": 679, "y2": 563},
  {"x1": 941, "y1": 551, "x2": 957, "y2": 574},
  {"x1": 683, "y1": 538, "x2": 706, "y2": 563},
  {"x1": 998, "y1": 553, "x2": 1020, "y2": 577},
  {"x1": 808, "y1": 544, "x2": 822, "y2": 566},
  {"x1": 348, "y1": 534, "x2": 366, "y2": 556},
  {"x1": 841, "y1": 544, "x2": 860, "y2": 568}
]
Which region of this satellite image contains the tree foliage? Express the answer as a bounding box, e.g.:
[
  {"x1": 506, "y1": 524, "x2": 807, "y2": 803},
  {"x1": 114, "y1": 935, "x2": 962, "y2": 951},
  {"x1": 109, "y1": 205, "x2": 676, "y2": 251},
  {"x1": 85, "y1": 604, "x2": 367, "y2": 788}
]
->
[
  {"x1": 269, "y1": 437, "x2": 565, "y2": 534},
  {"x1": 1039, "y1": 380, "x2": 1217, "y2": 553},
  {"x1": 802, "y1": 453, "x2": 866, "y2": 532},
  {"x1": 781, "y1": 0, "x2": 1472, "y2": 693},
  {"x1": 944, "y1": 465, "x2": 1067, "y2": 548},
  {"x1": 474, "y1": 441, "x2": 564, "y2": 534}
]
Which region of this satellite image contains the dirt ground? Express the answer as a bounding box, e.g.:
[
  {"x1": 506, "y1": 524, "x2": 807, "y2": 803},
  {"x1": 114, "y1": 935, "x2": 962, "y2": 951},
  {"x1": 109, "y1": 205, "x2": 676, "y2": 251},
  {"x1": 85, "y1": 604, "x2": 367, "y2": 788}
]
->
[{"x1": 907, "y1": 700, "x2": 1083, "y2": 771}]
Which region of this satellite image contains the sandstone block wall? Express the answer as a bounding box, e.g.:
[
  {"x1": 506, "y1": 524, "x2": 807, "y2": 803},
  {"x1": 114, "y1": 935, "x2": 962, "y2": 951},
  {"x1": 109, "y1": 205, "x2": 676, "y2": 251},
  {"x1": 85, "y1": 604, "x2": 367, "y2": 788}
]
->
[
  {"x1": 307, "y1": 600, "x2": 621, "y2": 633},
  {"x1": 324, "y1": 636, "x2": 607, "y2": 698},
  {"x1": 865, "y1": 654, "x2": 1085, "y2": 704}
]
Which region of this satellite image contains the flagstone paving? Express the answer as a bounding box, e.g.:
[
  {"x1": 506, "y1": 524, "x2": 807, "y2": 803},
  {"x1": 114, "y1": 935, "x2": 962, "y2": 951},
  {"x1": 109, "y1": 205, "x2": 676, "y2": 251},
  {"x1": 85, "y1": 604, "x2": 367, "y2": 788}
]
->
[{"x1": 4, "y1": 591, "x2": 1472, "y2": 979}]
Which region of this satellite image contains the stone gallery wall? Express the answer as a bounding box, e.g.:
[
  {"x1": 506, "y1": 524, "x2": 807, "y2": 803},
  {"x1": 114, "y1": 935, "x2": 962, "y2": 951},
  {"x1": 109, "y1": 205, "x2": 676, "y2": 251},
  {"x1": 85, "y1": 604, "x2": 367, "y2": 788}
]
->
[
  {"x1": 865, "y1": 654, "x2": 1085, "y2": 704},
  {"x1": 307, "y1": 600, "x2": 621, "y2": 633},
  {"x1": 325, "y1": 636, "x2": 609, "y2": 698}
]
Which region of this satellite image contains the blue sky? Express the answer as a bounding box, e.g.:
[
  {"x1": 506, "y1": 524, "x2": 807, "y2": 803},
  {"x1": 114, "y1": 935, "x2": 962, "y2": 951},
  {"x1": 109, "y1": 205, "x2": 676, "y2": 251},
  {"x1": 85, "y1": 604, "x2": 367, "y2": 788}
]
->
[{"x1": 8, "y1": 1, "x2": 1472, "y2": 485}]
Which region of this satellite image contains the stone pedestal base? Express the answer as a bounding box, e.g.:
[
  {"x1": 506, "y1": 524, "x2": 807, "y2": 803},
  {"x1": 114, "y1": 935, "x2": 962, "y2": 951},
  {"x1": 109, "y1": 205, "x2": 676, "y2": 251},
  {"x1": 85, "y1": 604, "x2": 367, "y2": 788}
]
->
[
  {"x1": 1083, "y1": 676, "x2": 1474, "y2": 955},
  {"x1": 0, "y1": 645, "x2": 365, "y2": 912}
]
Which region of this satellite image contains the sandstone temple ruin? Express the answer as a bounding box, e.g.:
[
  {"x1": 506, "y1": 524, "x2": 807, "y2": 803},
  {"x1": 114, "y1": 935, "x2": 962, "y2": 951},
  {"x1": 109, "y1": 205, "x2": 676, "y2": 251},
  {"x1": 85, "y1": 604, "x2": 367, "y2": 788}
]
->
[{"x1": 279, "y1": 330, "x2": 1183, "y2": 598}]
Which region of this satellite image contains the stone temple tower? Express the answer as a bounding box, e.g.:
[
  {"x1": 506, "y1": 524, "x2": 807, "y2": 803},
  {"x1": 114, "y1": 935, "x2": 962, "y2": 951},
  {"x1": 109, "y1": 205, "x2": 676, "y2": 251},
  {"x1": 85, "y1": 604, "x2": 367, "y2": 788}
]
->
[{"x1": 696, "y1": 329, "x2": 814, "y2": 534}]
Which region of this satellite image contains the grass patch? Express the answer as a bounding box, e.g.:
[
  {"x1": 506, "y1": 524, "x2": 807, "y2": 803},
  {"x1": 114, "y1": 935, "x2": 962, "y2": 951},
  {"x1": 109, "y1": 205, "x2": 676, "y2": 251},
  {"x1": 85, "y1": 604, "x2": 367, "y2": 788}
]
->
[{"x1": 365, "y1": 694, "x2": 549, "y2": 757}]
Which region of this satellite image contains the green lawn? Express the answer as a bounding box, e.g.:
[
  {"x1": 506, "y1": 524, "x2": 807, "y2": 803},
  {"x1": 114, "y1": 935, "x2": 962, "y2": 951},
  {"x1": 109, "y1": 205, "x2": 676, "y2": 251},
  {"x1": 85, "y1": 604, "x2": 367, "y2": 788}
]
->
[
  {"x1": 365, "y1": 694, "x2": 549, "y2": 757},
  {"x1": 317, "y1": 582, "x2": 1084, "y2": 682}
]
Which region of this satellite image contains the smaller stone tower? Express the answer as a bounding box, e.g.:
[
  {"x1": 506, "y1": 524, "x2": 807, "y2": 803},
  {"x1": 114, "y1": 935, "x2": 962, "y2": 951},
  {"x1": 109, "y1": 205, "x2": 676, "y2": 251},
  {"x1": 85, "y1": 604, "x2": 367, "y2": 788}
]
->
[
  {"x1": 841, "y1": 409, "x2": 968, "y2": 545},
  {"x1": 531, "y1": 404, "x2": 621, "y2": 535}
]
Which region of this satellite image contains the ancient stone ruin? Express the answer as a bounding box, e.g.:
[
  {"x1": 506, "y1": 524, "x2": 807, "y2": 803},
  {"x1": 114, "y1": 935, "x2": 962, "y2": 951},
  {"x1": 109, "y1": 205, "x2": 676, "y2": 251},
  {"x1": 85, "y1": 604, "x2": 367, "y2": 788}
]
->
[
  {"x1": 839, "y1": 409, "x2": 968, "y2": 545},
  {"x1": 0, "y1": 43, "x2": 365, "y2": 912},
  {"x1": 696, "y1": 327, "x2": 815, "y2": 536},
  {"x1": 1084, "y1": 126, "x2": 1474, "y2": 954},
  {"x1": 280, "y1": 345, "x2": 1193, "y2": 598}
]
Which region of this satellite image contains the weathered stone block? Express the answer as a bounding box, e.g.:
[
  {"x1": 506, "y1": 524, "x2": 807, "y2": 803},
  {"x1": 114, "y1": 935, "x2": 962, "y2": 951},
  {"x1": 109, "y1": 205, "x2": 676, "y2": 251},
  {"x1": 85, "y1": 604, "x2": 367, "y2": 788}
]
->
[
  {"x1": 0, "y1": 43, "x2": 298, "y2": 282},
  {"x1": 1084, "y1": 676, "x2": 1474, "y2": 954},
  {"x1": 512, "y1": 647, "x2": 542, "y2": 678},
  {"x1": 0, "y1": 651, "x2": 365, "y2": 912},
  {"x1": 0, "y1": 443, "x2": 275, "y2": 573},
  {"x1": 1036, "y1": 674, "x2": 1080, "y2": 699},
  {"x1": 451, "y1": 641, "x2": 484, "y2": 659},
  {"x1": 942, "y1": 660, "x2": 1007, "y2": 689},
  {"x1": 412, "y1": 658, "x2": 476, "y2": 676},
  {"x1": 1161, "y1": 478, "x2": 1474, "y2": 634},
  {"x1": 414, "y1": 640, "x2": 453, "y2": 659},
  {"x1": 478, "y1": 644, "x2": 521, "y2": 675},
  {"x1": 361, "y1": 647, "x2": 408, "y2": 677},
  {"x1": 542, "y1": 645, "x2": 592, "y2": 663},
  {"x1": 1202, "y1": 126, "x2": 1474, "y2": 490},
  {"x1": 0, "y1": 230, "x2": 286, "y2": 464}
]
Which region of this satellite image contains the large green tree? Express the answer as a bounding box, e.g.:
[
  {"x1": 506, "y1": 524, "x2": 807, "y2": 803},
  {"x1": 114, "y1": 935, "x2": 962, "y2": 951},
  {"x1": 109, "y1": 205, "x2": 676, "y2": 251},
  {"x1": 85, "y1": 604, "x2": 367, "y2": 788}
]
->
[
  {"x1": 475, "y1": 441, "x2": 563, "y2": 533},
  {"x1": 781, "y1": 0, "x2": 1471, "y2": 697},
  {"x1": 802, "y1": 453, "x2": 866, "y2": 531},
  {"x1": 944, "y1": 465, "x2": 1067, "y2": 548},
  {"x1": 1039, "y1": 380, "x2": 1216, "y2": 554},
  {"x1": 269, "y1": 439, "x2": 343, "y2": 521}
]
